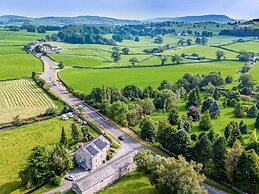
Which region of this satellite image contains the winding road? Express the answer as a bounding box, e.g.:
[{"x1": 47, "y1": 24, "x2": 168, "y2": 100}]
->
[{"x1": 39, "y1": 55, "x2": 227, "y2": 194}]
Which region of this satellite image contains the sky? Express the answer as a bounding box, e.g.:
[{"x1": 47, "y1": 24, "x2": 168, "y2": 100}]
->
[{"x1": 1, "y1": 0, "x2": 259, "y2": 20}]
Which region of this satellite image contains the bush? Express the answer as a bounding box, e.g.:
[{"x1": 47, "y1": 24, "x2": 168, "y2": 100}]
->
[{"x1": 50, "y1": 176, "x2": 61, "y2": 186}]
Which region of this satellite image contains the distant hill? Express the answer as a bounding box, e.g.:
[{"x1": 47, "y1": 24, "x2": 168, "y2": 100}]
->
[
  {"x1": 146, "y1": 15, "x2": 237, "y2": 23},
  {"x1": 0, "y1": 14, "x2": 239, "y2": 26},
  {"x1": 0, "y1": 15, "x2": 142, "y2": 26}
]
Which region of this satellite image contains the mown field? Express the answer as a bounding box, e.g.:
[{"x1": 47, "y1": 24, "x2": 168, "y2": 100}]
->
[
  {"x1": 0, "y1": 117, "x2": 99, "y2": 194},
  {"x1": 60, "y1": 61, "x2": 244, "y2": 93},
  {"x1": 0, "y1": 79, "x2": 58, "y2": 123}
]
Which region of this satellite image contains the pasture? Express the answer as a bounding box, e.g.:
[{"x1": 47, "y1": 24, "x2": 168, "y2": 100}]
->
[
  {"x1": 222, "y1": 40, "x2": 259, "y2": 53},
  {"x1": 0, "y1": 79, "x2": 56, "y2": 123},
  {"x1": 0, "y1": 117, "x2": 99, "y2": 194},
  {"x1": 60, "y1": 61, "x2": 244, "y2": 93},
  {"x1": 0, "y1": 54, "x2": 42, "y2": 80}
]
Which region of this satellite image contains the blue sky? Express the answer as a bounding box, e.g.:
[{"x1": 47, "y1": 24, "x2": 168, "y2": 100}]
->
[{"x1": 1, "y1": 0, "x2": 258, "y2": 20}]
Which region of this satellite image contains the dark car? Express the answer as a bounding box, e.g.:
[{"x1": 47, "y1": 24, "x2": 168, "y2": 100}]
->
[{"x1": 118, "y1": 135, "x2": 125, "y2": 141}]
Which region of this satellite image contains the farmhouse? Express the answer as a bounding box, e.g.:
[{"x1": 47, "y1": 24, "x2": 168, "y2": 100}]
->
[{"x1": 74, "y1": 135, "x2": 110, "y2": 171}]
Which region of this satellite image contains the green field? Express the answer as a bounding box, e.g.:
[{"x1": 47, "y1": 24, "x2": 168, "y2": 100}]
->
[
  {"x1": 60, "y1": 61, "x2": 244, "y2": 93},
  {"x1": 100, "y1": 172, "x2": 158, "y2": 194},
  {"x1": 222, "y1": 40, "x2": 259, "y2": 53},
  {"x1": 163, "y1": 45, "x2": 237, "y2": 59},
  {"x1": 0, "y1": 54, "x2": 42, "y2": 80},
  {"x1": 0, "y1": 117, "x2": 98, "y2": 194}
]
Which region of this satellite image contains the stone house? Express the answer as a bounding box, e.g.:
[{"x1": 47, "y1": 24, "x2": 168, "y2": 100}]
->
[{"x1": 74, "y1": 135, "x2": 110, "y2": 171}]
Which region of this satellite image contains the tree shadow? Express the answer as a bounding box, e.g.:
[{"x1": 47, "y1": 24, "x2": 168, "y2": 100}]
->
[{"x1": 0, "y1": 180, "x2": 21, "y2": 194}]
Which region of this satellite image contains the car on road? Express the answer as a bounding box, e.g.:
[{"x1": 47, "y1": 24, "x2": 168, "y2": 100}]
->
[
  {"x1": 65, "y1": 174, "x2": 76, "y2": 181},
  {"x1": 68, "y1": 112, "x2": 73, "y2": 118},
  {"x1": 118, "y1": 135, "x2": 125, "y2": 141}
]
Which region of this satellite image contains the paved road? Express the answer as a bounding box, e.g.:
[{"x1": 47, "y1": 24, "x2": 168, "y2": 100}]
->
[{"x1": 40, "y1": 55, "x2": 227, "y2": 194}]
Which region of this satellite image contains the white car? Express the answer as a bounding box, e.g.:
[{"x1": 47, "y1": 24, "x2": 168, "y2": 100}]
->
[
  {"x1": 65, "y1": 174, "x2": 76, "y2": 181},
  {"x1": 68, "y1": 112, "x2": 73, "y2": 118}
]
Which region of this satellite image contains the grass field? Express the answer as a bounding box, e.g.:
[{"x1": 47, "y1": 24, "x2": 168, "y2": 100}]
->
[
  {"x1": 60, "y1": 61, "x2": 244, "y2": 93},
  {"x1": 250, "y1": 63, "x2": 259, "y2": 83},
  {"x1": 222, "y1": 40, "x2": 259, "y2": 53},
  {"x1": 0, "y1": 54, "x2": 42, "y2": 80},
  {"x1": 0, "y1": 79, "x2": 57, "y2": 123},
  {"x1": 99, "y1": 172, "x2": 158, "y2": 194},
  {"x1": 163, "y1": 45, "x2": 237, "y2": 59},
  {"x1": 0, "y1": 117, "x2": 99, "y2": 194}
]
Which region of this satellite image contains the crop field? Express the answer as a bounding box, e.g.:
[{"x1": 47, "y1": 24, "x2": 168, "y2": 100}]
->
[
  {"x1": 0, "y1": 117, "x2": 99, "y2": 194},
  {"x1": 222, "y1": 40, "x2": 259, "y2": 53},
  {"x1": 0, "y1": 79, "x2": 56, "y2": 123},
  {"x1": 60, "y1": 61, "x2": 244, "y2": 93}
]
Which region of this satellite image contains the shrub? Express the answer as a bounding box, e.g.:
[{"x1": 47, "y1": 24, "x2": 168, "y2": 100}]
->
[{"x1": 50, "y1": 176, "x2": 61, "y2": 186}]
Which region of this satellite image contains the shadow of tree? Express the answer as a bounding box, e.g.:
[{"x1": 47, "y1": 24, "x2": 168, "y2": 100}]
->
[{"x1": 0, "y1": 180, "x2": 21, "y2": 194}]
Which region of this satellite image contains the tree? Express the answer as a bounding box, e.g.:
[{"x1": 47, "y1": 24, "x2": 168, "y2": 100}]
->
[
  {"x1": 153, "y1": 89, "x2": 179, "y2": 111},
  {"x1": 157, "y1": 122, "x2": 176, "y2": 149},
  {"x1": 225, "y1": 75, "x2": 233, "y2": 84},
  {"x1": 127, "y1": 104, "x2": 143, "y2": 127},
  {"x1": 212, "y1": 87, "x2": 221, "y2": 100},
  {"x1": 209, "y1": 100, "x2": 221, "y2": 118},
  {"x1": 212, "y1": 137, "x2": 228, "y2": 180},
  {"x1": 71, "y1": 122, "x2": 80, "y2": 143},
  {"x1": 59, "y1": 127, "x2": 68, "y2": 146},
  {"x1": 186, "y1": 87, "x2": 201, "y2": 108},
  {"x1": 195, "y1": 37, "x2": 202, "y2": 44},
  {"x1": 255, "y1": 113, "x2": 259, "y2": 129},
  {"x1": 143, "y1": 86, "x2": 155, "y2": 98},
  {"x1": 237, "y1": 51, "x2": 254, "y2": 62},
  {"x1": 250, "y1": 129, "x2": 258, "y2": 143},
  {"x1": 107, "y1": 101, "x2": 129, "y2": 126},
  {"x1": 140, "y1": 116, "x2": 158, "y2": 142},
  {"x1": 228, "y1": 123, "x2": 242, "y2": 147},
  {"x1": 58, "y1": 61, "x2": 64, "y2": 69},
  {"x1": 178, "y1": 116, "x2": 193, "y2": 132},
  {"x1": 215, "y1": 50, "x2": 225, "y2": 60},
  {"x1": 178, "y1": 39, "x2": 185, "y2": 46},
  {"x1": 225, "y1": 140, "x2": 244, "y2": 182},
  {"x1": 139, "y1": 98, "x2": 155, "y2": 115},
  {"x1": 134, "y1": 36, "x2": 140, "y2": 42},
  {"x1": 234, "y1": 103, "x2": 244, "y2": 118},
  {"x1": 239, "y1": 120, "x2": 248, "y2": 134},
  {"x1": 160, "y1": 56, "x2": 168, "y2": 65},
  {"x1": 12, "y1": 115, "x2": 22, "y2": 127},
  {"x1": 187, "y1": 105, "x2": 200, "y2": 121},
  {"x1": 239, "y1": 74, "x2": 256, "y2": 89},
  {"x1": 235, "y1": 150, "x2": 259, "y2": 194},
  {"x1": 169, "y1": 129, "x2": 191, "y2": 156},
  {"x1": 129, "y1": 57, "x2": 138, "y2": 66},
  {"x1": 111, "y1": 51, "x2": 121, "y2": 62},
  {"x1": 205, "y1": 82, "x2": 215, "y2": 95},
  {"x1": 186, "y1": 39, "x2": 192, "y2": 46},
  {"x1": 201, "y1": 97, "x2": 214, "y2": 113},
  {"x1": 150, "y1": 156, "x2": 206, "y2": 194},
  {"x1": 112, "y1": 34, "x2": 123, "y2": 42},
  {"x1": 81, "y1": 126, "x2": 90, "y2": 140},
  {"x1": 194, "y1": 133, "x2": 212, "y2": 165},
  {"x1": 154, "y1": 36, "x2": 163, "y2": 44},
  {"x1": 122, "y1": 85, "x2": 142, "y2": 100},
  {"x1": 199, "y1": 111, "x2": 212, "y2": 130},
  {"x1": 122, "y1": 47, "x2": 130, "y2": 55},
  {"x1": 201, "y1": 36, "x2": 208, "y2": 45},
  {"x1": 168, "y1": 108, "x2": 179, "y2": 125},
  {"x1": 171, "y1": 54, "x2": 183, "y2": 64},
  {"x1": 248, "y1": 105, "x2": 259, "y2": 118}
]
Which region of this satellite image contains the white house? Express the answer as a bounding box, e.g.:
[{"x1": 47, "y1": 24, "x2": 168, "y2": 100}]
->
[{"x1": 74, "y1": 135, "x2": 110, "y2": 171}]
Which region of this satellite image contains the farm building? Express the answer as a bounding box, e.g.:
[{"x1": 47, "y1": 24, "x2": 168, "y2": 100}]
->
[{"x1": 74, "y1": 135, "x2": 110, "y2": 171}]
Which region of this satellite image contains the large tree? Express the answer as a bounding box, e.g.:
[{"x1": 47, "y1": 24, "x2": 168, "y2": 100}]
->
[
  {"x1": 168, "y1": 108, "x2": 179, "y2": 125},
  {"x1": 140, "y1": 116, "x2": 158, "y2": 142},
  {"x1": 194, "y1": 133, "x2": 212, "y2": 166},
  {"x1": 186, "y1": 87, "x2": 201, "y2": 108},
  {"x1": 71, "y1": 122, "x2": 80, "y2": 143},
  {"x1": 199, "y1": 110, "x2": 212, "y2": 130},
  {"x1": 215, "y1": 50, "x2": 225, "y2": 61},
  {"x1": 60, "y1": 126, "x2": 68, "y2": 147},
  {"x1": 169, "y1": 129, "x2": 191, "y2": 156}
]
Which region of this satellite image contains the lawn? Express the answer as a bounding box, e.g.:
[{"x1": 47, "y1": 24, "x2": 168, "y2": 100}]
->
[
  {"x1": 60, "y1": 61, "x2": 244, "y2": 93},
  {"x1": 0, "y1": 117, "x2": 99, "y2": 194},
  {"x1": 0, "y1": 54, "x2": 42, "y2": 80},
  {"x1": 99, "y1": 171, "x2": 158, "y2": 194}
]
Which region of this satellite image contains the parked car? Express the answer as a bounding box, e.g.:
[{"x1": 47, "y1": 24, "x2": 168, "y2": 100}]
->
[
  {"x1": 68, "y1": 112, "x2": 73, "y2": 118},
  {"x1": 65, "y1": 174, "x2": 76, "y2": 181},
  {"x1": 118, "y1": 135, "x2": 125, "y2": 141},
  {"x1": 82, "y1": 121, "x2": 87, "y2": 125},
  {"x1": 62, "y1": 114, "x2": 68, "y2": 120}
]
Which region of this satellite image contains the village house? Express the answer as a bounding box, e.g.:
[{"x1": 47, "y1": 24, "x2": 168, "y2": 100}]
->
[{"x1": 74, "y1": 135, "x2": 111, "y2": 171}]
